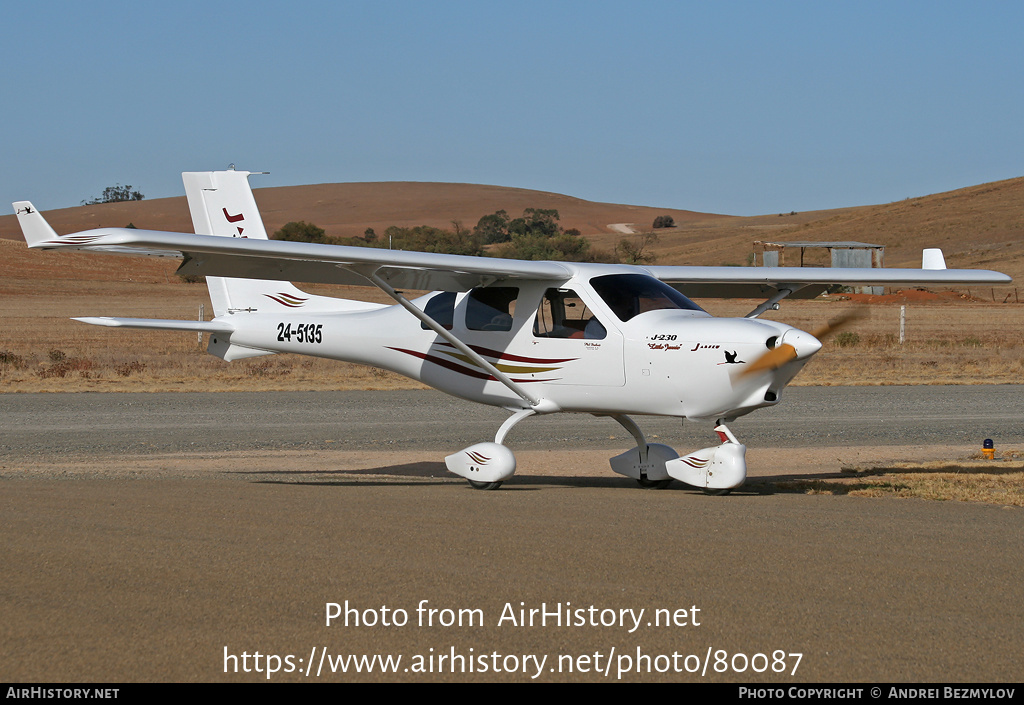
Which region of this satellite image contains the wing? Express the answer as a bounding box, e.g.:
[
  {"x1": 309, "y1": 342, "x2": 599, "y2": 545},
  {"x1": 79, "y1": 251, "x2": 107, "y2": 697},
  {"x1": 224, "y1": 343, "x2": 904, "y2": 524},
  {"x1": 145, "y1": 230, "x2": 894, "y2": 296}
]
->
[
  {"x1": 644, "y1": 259, "x2": 1011, "y2": 317},
  {"x1": 644, "y1": 259, "x2": 1011, "y2": 300},
  {"x1": 14, "y1": 199, "x2": 1011, "y2": 296},
  {"x1": 14, "y1": 202, "x2": 572, "y2": 292}
]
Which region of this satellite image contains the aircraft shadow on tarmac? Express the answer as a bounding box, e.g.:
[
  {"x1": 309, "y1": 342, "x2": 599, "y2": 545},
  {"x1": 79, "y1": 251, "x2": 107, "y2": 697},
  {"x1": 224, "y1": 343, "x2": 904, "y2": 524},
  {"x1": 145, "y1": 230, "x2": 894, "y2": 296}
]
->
[{"x1": 230, "y1": 461, "x2": 851, "y2": 494}]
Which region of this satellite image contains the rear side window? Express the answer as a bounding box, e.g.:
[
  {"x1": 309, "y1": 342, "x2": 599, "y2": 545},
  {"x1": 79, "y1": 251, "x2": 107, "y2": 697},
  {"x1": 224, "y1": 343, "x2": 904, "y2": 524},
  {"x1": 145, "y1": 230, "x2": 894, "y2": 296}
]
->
[
  {"x1": 420, "y1": 291, "x2": 456, "y2": 330},
  {"x1": 466, "y1": 287, "x2": 519, "y2": 331}
]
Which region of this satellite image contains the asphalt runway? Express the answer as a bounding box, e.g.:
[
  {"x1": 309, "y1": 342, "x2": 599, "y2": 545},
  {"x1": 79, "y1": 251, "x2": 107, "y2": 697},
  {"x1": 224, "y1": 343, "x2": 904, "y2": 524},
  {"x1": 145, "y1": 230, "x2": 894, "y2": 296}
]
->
[{"x1": 2, "y1": 387, "x2": 1023, "y2": 683}]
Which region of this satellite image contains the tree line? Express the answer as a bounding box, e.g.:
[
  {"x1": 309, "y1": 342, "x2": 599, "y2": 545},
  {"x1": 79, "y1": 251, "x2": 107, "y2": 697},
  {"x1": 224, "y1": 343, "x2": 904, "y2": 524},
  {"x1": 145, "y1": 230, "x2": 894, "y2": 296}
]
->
[
  {"x1": 273, "y1": 208, "x2": 667, "y2": 264},
  {"x1": 80, "y1": 182, "x2": 671, "y2": 264}
]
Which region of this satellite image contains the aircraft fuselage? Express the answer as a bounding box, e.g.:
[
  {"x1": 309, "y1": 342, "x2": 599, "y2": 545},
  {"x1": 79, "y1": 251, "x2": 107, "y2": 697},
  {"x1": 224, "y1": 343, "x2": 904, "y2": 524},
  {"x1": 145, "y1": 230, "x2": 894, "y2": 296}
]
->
[{"x1": 216, "y1": 272, "x2": 816, "y2": 422}]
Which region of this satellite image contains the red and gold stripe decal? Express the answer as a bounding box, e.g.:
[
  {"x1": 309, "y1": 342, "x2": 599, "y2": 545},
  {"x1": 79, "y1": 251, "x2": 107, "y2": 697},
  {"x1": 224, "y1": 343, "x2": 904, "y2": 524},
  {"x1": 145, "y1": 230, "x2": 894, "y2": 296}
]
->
[
  {"x1": 263, "y1": 292, "x2": 309, "y2": 308},
  {"x1": 435, "y1": 342, "x2": 577, "y2": 365},
  {"x1": 387, "y1": 344, "x2": 574, "y2": 383}
]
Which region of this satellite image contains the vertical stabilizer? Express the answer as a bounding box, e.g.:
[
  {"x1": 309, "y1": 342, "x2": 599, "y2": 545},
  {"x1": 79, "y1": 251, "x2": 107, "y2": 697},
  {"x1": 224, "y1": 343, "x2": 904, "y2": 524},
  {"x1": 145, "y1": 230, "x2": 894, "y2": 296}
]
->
[
  {"x1": 183, "y1": 170, "x2": 269, "y2": 240},
  {"x1": 922, "y1": 248, "x2": 947, "y2": 270},
  {"x1": 182, "y1": 169, "x2": 308, "y2": 317}
]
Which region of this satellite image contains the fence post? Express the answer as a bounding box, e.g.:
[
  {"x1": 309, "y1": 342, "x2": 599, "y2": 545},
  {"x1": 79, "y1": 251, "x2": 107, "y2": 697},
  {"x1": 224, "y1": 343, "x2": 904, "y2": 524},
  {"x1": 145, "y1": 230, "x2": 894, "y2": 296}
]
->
[{"x1": 899, "y1": 305, "x2": 906, "y2": 345}]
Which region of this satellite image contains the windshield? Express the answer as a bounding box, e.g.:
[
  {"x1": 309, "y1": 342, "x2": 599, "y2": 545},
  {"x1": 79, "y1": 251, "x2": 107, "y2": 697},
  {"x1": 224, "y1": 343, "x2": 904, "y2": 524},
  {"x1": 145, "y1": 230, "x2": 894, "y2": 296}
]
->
[{"x1": 591, "y1": 274, "x2": 705, "y2": 322}]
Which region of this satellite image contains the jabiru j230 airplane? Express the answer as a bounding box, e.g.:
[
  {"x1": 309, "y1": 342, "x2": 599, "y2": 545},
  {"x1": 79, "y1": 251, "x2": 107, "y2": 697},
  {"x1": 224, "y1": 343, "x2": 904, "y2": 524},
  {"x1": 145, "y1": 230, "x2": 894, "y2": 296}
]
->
[{"x1": 13, "y1": 170, "x2": 1012, "y2": 492}]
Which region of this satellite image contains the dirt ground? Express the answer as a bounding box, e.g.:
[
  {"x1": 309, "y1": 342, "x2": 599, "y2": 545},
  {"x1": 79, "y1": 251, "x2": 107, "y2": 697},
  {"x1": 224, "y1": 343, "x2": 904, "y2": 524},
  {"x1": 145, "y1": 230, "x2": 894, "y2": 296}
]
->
[{"x1": 4, "y1": 447, "x2": 1022, "y2": 683}]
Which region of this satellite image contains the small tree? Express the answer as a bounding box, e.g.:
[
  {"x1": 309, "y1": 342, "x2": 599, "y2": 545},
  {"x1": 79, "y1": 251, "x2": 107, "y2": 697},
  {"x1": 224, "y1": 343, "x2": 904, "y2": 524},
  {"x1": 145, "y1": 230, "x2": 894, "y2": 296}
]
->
[
  {"x1": 616, "y1": 232, "x2": 659, "y2": 264},
  {"x1": 473, "y1": 210, "x2": 511, "y2": 244},
  {"x1": 652, "y1": 215, "x2": 675, "y2": 229},
  {"x1": 508, "y1": 208, "x2": 561, "y2": 239},
  {"x1": 273, "y1": 221, "x2": 328, "y2": 244},
  {"x1": 81, "y1": 184, "x2": 144, "y2": 205}
]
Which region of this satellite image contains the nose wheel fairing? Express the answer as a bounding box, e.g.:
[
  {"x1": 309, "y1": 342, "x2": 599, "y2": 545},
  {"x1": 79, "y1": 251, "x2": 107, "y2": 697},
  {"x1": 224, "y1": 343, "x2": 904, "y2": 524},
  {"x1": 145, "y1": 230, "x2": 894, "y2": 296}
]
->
[
  {"x1": 609, "y1": 422, "x2": 748, "y2": 491},
  {"x1": 663, "y1": 436, "x2": 747, "y2": 490}
]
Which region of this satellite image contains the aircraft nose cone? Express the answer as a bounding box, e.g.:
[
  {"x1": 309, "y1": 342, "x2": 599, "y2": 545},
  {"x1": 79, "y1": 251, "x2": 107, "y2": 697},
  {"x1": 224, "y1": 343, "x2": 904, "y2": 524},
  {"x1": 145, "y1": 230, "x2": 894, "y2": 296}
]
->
[{"x1": 781, "y1": 328, "x2": 822, "y2": 359}]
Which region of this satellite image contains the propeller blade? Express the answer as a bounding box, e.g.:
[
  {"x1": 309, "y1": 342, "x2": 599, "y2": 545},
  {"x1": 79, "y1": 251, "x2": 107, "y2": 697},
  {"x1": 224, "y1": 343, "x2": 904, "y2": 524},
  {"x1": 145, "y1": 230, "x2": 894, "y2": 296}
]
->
[
  {"x1": 737, "y1": 343, "x2": 797, "y2": 378},
  {"x1": 809, "y1": 308, "x2": 867, "y2": 341}
]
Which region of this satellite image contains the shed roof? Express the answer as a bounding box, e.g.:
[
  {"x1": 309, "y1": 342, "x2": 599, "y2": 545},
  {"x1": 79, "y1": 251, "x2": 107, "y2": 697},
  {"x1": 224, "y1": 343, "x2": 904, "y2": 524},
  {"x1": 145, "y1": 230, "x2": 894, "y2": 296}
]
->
[{"x1": 755, "y1": 241, "x2": 883, "y2": 248}]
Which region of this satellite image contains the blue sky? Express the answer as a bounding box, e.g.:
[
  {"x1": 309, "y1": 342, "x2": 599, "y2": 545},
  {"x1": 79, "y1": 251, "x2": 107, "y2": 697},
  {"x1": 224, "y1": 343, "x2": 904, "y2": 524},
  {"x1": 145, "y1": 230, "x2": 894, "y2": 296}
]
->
[{"x1": 4, "y1": 1, "x2": 1022, "y2": 215}]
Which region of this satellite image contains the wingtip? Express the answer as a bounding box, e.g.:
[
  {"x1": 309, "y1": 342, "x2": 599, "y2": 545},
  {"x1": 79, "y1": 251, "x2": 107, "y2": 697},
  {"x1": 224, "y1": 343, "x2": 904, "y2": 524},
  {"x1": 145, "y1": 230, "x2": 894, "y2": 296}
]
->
[{"x1": 13, "y1": 201, "x2": 59, "y2": 246}]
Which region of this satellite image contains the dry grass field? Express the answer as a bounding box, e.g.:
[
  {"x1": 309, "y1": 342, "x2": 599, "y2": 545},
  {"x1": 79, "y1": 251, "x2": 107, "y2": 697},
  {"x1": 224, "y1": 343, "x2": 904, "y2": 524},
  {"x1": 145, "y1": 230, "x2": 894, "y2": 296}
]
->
[
  {"x1": 1, "y1": 176, "x2": 1022, "y2": 392},
  {"x1": 773, "y1": 457, "x2": 1024, "y2": 507},
  {"x1": 1, "y1": 273, "x2": 1019, "y2": 392}
]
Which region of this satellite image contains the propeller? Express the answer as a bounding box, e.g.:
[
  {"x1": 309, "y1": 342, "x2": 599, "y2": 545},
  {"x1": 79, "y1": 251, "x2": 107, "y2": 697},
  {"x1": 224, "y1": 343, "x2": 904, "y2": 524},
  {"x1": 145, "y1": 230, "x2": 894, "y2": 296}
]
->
[{"x1": 737, "y1": 308, "x2": 866, "y2": 379}]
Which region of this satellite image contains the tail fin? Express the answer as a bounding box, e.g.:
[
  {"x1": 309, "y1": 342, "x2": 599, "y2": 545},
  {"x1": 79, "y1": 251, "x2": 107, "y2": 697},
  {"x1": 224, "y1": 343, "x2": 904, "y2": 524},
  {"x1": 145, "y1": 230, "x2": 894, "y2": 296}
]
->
[
  {"x1": 922, "y1": 248, "x2": 947, "y2": 270},
  {"x1": 182, "y1": 170, "x2": 269, "y2": 240},
  {"x1": 182, "y1": 170, "x2": 310, "y2": 317}
]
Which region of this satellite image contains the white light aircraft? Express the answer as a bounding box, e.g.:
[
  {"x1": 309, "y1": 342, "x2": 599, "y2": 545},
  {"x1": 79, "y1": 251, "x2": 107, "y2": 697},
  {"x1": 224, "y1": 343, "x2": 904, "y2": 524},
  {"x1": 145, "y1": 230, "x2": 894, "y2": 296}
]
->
[{"x1": 14, "y1": 170, "x2": 1012, "y2": 492}]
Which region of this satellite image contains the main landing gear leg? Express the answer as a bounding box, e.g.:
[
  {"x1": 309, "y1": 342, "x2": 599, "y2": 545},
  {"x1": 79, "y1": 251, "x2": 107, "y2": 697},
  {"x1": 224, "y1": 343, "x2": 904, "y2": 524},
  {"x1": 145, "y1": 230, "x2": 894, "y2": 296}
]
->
[
  {"x1": 607, "y1": 414, "x2": 679, "y2": 489},
  {"x1": 445, "y1": 409, "x2": 536, "y2": 490}
]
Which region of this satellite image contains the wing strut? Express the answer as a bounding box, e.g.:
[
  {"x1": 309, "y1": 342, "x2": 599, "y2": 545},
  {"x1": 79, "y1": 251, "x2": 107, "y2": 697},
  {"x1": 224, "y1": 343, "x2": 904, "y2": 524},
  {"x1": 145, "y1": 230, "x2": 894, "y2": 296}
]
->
[{"x1": 357, "y1": 268, "x2": 543, "y2": 408}]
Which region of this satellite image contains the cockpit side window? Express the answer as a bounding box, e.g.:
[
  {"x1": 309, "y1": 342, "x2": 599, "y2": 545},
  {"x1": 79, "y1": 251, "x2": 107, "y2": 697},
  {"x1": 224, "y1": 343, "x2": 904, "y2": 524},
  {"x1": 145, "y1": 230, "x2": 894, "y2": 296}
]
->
[
  {"x1": 533, "y1": 288, "x2": 606, "y2": 340},
  {"x1": 591, "y1": 274, "x2": 705, "y2": 322},
  {"x1": 466, "y1": 286, "x2": 519, "y2": 331}
]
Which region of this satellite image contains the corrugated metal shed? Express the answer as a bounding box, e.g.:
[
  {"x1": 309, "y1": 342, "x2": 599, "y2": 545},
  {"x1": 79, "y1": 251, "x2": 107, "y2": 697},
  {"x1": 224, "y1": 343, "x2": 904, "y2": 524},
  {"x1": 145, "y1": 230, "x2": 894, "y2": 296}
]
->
[{"x1": 753, "y1": 241, "x2": 885, "y2": 293}]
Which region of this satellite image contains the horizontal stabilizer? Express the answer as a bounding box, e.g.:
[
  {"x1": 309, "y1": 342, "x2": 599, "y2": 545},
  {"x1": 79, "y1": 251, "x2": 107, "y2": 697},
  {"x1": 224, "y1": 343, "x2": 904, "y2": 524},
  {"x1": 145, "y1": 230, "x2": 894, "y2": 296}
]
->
[{"x1": 73, "y1": 317, "x2": 234, "y2": 333}]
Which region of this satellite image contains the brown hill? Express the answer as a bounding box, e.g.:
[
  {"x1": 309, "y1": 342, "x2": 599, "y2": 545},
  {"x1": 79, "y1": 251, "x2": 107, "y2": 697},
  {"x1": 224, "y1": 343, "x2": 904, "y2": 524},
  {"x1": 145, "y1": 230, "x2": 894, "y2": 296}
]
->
[
  {"x1": 0, "y1": 181, "x2": 719, "y2": 243},
  {"x1": 646, "y1": 177, "x2": 1024, "y2": 281}
]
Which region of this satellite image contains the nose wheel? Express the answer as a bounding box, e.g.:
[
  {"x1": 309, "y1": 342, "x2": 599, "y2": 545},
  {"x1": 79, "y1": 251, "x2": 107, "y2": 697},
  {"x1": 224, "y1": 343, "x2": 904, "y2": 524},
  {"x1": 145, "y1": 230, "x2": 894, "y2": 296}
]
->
[{"x1": 467, "y1": 480, "x2": 503, "y2": 491}]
